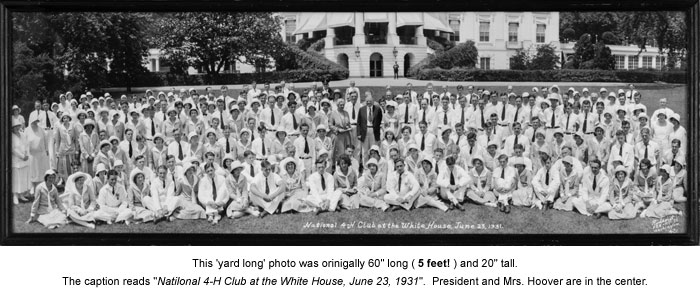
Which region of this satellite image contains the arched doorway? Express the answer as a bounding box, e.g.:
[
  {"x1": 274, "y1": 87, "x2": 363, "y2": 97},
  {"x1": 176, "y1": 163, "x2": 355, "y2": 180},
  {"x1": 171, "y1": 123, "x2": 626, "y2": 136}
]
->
[
  {"x1": 337, "y1": 53, "x2": 349, "y2": 69},
  {"x1": 403, "y1": 53, "x2": 414, "y2": 77},
  {"x1": 369, "y1": 53, "x2": 383, "y2": 77}
]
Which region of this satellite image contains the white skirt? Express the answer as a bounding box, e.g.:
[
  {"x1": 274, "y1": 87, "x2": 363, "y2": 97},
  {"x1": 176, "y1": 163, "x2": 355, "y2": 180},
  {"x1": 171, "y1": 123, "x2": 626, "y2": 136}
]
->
[
  {"x1": 29, "y1": 152, "x2": 50, "y2": 183},
  {"x1": 12, "y1": 164, "x2": 31, "y2": 193}
]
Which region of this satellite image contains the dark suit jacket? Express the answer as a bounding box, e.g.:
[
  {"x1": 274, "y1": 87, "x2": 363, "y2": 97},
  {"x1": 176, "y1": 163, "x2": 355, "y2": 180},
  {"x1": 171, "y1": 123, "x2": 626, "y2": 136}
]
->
[{"x1": 357, "y1": 104, "x2": 382, "y2": 142}]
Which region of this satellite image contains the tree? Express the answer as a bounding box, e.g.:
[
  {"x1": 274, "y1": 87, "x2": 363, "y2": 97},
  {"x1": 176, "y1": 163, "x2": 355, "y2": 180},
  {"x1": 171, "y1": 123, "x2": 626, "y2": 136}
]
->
[
  {"x1": 560, "y1": 12, "x2": 620, "y2": 44},
  {"x1": 572, "y1": 33, "x2": 595, "y2": 69},
  {"x1": 509, "y1": 49, "x2": 530, "y2": 70},
  {"x1": 13, "y1": 12, "x2": 152, "y2": 98},
  {"x1": 530, "y1": 44, "x2": 560, "y2": 70},
  {"x1": 152, "y1": 12, "x2": 284, "y2": 75},
  {"x1": 562, "y1": 28, "x2": 576, "y2": 42},
  {"x1": 601, "y1": 31, "x2": 619, "y2": 45},
  {"x1": 429, "y1": 41, "x2": 478, "y2": 69},
  {"x1": 616, "y1": 11, "x2": 686, "y2": 67},
  {"x1": 591, "y1": 41, "x2": 615, "y2": 70}
]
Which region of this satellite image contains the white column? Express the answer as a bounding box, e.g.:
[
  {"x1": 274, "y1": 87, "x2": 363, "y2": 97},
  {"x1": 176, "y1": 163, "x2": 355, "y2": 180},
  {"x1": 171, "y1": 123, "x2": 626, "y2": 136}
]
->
[
  {"x1": 624, "y1": 56, "x2": 629, "y2": 70},
  {"x1": 388, "y1": 12, "x2": 399, "y2": 45},
  {"x1": 416, "y1": 24, "x2": 426, "y2": 47},
  {"x1": 325, "y1": 27, "x2": 335, "y2": 49},
  {"x1": 155, "y1": 58, "x2": 160, "y2": 72},
  {"x1": 353, "y1": 12, "x2": 365, "y2": 46}
]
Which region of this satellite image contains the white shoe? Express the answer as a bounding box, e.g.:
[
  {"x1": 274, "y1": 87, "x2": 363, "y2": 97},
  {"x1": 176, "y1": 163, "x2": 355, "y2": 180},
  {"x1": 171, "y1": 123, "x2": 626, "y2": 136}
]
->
[
  {"x1": 13, "y1": 196, "x2": 19, "y2": 205},
  {"x1": 125, "y1": 220, "x2": 131, "y2": 226},
  {"x1": 485, "y1": 202, "x2": 497, "y2": 208}
]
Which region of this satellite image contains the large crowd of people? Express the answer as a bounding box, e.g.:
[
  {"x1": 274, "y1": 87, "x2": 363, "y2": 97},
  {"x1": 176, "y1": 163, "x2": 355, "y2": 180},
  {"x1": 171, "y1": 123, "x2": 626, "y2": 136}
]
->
[{"x1": 11, "y1": 80, "x2": 688, "y2": 229}]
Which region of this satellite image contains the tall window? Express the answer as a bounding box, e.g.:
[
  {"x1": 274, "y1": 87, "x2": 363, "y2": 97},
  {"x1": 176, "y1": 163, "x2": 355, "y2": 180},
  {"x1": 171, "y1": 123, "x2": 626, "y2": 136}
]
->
[
  {"x1": 285, "y1": 19, "x2": 297, "y2": 43},
  {"x1": 480, "y1": 57, "x2": 491, "y2": 70},
  {"x1": 449, "y1": 20, "x2": 460, "y2": 42},
  {"x1": 150, "y1": 59, "x2": 157, "y2": 72},
  {"x1": 536, "y1": 24, "x2": 546, "y2": 43},
  {"x1": 614, "y1": 55, "x2": 626, "y2": 70},
  {"x1": 508, "y1": 23, "x2": 519, "y2": 42},
  {"x1": 657, "y1": 56, "x2": 666, "y2": 70},
  {"x1": 628, "y1": 56, "x2": 639, "y2": 70},
  {"x1": 479, "y1": 22, "x2": 490, "y2": 42},
  {"x1": 642, "y1": 56, "x2": 653, "y2": 69}
]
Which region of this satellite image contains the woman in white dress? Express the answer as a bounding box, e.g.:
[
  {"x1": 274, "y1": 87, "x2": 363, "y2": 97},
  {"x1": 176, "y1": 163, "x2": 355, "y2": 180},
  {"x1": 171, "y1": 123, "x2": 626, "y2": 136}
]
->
[
  {"x1": 651, "y1": 112, "x2": 673, "y2": 154},
  {"x1": 59, "y1": 172, "x2": 97, "y2": 229},
  {"x1": 126, "y1": 169, "x2": 158, "y2": 223},
  {"x1": 27, "y1": 170, "x2": 68, "y2": 229},
  {"x1": 12, "y1": 118, "x2": 31, "y2": 204},
  {"x1": 26, "y1": 114, "x2": 51, "y2": 189},
  {"x1": 12, "y1": 105, "x2": 25, "y2": 131},
  {"x1": 172, "y1": 163, "x2": 207, "y2": 220},
  {"x1": 54, "y1": 114, "x2": 76, "y2": 184},
  {"x1": 668, "y1": 113, "x2": 687, "y2": 154}
]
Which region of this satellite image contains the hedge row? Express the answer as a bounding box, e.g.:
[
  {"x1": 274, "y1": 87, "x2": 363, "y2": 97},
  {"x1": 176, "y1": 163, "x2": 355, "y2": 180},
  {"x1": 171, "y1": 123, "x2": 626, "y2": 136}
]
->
[
  {"x1": 413, "y1": 68, "x2": 687, "y2": 83},
  {"x1": 107, "y1": 68, "x2": 349, "y2": 88}
]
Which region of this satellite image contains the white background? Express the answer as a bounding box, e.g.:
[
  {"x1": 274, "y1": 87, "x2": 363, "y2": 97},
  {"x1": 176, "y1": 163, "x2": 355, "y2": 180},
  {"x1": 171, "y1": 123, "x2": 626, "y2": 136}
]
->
[{"x1": 1, "y1": 246, "x2": 697, "y2": 299}]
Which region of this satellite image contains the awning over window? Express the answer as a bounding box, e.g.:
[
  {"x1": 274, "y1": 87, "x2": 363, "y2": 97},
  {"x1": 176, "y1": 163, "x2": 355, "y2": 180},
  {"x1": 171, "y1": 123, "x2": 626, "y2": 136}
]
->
[
  {"x1": 293, "y1": 13, "x2": 328, "y2": 35},
  {"x1": 364, "y1": 12, "x2": 388, "y2": 23},
  {"x1": 327, "y1": 13, "x2": 355, "y2": 28},
  {"x1": 396, "y1": 12, "x2": 423, "y2": 27},
  {"x1": 423, "y1": 13, "x2": 453, "y2": 33}
]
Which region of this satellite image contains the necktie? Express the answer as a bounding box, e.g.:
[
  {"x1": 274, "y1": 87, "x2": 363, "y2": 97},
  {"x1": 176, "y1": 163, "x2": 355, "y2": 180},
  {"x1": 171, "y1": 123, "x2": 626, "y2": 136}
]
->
[
  {"x1": 672, "y1": 152, "x2": 677, "y2": 163},
  {"x1": 500, "y1": 168, "x2": 505, "y2": 179},
  {"x1": 112, "y1": 186, "x2": 115, "y2": 195},
  {"x1": 469, "y1": 146, "x2": 473, "y2": 155},
  {"x1": 212, "y1": 177, "x2": 217, "y2": 200},
  {"x1": 514, "y1": 135, "x2": 519, "y2": 149},
  {"x1": 270, "y1": 108, "x2": 275, "y2": 126},
  {"x1": 545, "y1": 170, "x2": 550, "y2": 185},
  {"x1": 592, "y1": 174, "x2": 597, "y2": 191},
  {"x1": 598, "y1": 113, "x2": 601, "y2": 123},
  {"x1": 644, "y1": 143, "x2": 648, "y2": 159},
  {"x1": 450, "y1": 171, "x2": 455, "y2": 185},
  {"x1": 514, "y1": 107, "x2": 519, "y2": 123},
  {"x1": 501, "y1": 104, "x2": 506, "y2": 120},
  {"x1": 220, "y1": 111, "x2": 224, "y2": 129},
  {"x1": 398, "y1": 174, "x2": 402, "y2": 192},
  {"x1": 421, "y1": 134, "x2": 425, "y2": 151},
  {"x1": 292, "y1": 113, "x2": 298, "y2": 129},
  {"x1": 566, "y1": 114, "x2": 570, "y2": 130},
  {"x1": 178, "y1": 141, "x2": 184, "y2": 160},
  {"x1": 45, "y1": 110, "x2": 51, "y2": 128},
  {"x1": 250, "y1": 165, "x2": 254, "y2": 177},
  {"x1": 583, "y1": 111, "x2": 588, "y2": 132},
  {"x1": 457, "y1": 135, "x2": 461, "y2": 145},
  {"x1": 422, "y1": 110, "x2": 426, "y2": 122},
  {"x1": 251, "y1": 132, "x2": 255, "y2": 142},
  {"x1": 265, "y1": 177, "x2": 270, "y2": 194},
  {"x1": 369, "y1": 107, "x2": 372, "y2": 122},
  {"x1": 404, "y1": 104, "x2": 409, "y2": 123},
  {"x1": 151, "y1": 118, "x2": 156, "y2": 136},
  {"x1": 481, "y1": 111, "x2": 485, "y2": 128},
  {"x1": 531, "y1": 131, "x2": 536, "y2": 143},
  {"x1": 460, "y1": 108, "x2": 465, "y2": 124},
  {"x1": 551, "y1": 109, "x2": 556, "y2": 127},
  {"x1": 304, "y1": 137, "x2": 310, "y2": 154},
  {"x1": 226, "y1": 138, "x2": 230, "y2": 153},
  {"x1": 321, "y1": 174, "x2": 326, "y2": 191},
  {"x1": 124, "y1": 114, "x2": 127, "y2": 124},
  {"x1": 129, "y1": 141, "x2": 133, "y2": 157},
  {"x1": 436, "y1": 164, "x2": 440, "y2": 174},
  {"x1": 163, "y1": 113, "x2": 166, "y2": 121},
  {"x1": 262, "y1": 138, "x2": 266, "y2": 156},
  {"x1": 444, "y1": 112, "x2": 448, "y2": 125},
  {"x1": 619, "y1": 143, "x2": 623, "y2": 156}
]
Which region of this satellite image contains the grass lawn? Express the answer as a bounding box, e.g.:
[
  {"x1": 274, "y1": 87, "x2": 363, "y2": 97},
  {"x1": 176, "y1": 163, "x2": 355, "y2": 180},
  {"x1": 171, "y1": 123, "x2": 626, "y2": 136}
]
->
[
  {"x1": 13, "y1": 82, "x2": 688, "y2": 235},
  {"x1": 12, "y1": 200, "x2": 688, "y2": 234}
]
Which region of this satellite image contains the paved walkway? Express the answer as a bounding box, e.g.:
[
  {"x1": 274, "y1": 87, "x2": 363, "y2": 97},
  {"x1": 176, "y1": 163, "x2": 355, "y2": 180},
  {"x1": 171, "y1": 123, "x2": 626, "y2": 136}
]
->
[{"x1": 104, "y1": 77, "x2": 683, "y2": 93}]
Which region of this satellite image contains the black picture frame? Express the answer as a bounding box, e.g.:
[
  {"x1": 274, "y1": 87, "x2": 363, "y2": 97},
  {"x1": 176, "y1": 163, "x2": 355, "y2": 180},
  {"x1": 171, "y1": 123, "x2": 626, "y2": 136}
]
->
[{"x1": 1, "y1": 0, "x2": 697, "y2": 245}]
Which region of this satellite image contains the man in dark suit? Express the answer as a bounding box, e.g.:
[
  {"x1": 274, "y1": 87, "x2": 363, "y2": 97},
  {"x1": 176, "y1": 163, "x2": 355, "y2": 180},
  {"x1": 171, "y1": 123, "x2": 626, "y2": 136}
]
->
[{"x1": 357, "y1": 94, "x2": 383, "y2": 164}]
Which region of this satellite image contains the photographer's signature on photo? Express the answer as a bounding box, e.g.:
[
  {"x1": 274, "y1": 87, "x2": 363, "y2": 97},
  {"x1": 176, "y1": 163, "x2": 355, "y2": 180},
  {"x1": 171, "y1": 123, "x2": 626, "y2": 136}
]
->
[{"x1": 651, "y1": 215, "x2": 681, "y2": 233}]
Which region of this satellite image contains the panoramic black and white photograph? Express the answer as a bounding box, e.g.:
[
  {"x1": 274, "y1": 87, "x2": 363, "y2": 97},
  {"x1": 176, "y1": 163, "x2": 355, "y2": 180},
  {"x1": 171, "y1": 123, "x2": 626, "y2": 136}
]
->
[{"x1": 9, "y1": 10, "x2": 690, "y2": 235}]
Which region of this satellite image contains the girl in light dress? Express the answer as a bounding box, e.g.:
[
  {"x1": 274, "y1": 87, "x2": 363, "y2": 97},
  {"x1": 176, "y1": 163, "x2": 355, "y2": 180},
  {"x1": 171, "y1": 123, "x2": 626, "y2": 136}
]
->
[
  {"x1": 26, "y1": 115, "x2": 51, "y2": 189},
  {"x1": 226, "y1": 161, "x2": 261, "y2": 218},
  {"x1": 279, "y1": 157, "x2": 313, "y2": 213},
  {"x1": 640, "y1": 165, "x2": 681, "y2": 218},
  {"x1": 126, "y1": 169, "x2": 158, "y2": 223},
  {"x1": 27, "y1": 170, "x2": 68, "y2": 229},
  {"x1": 633, "y1": 159, "x2": 657, "y2": 207},
  {"x1": 413, "y1": 158, "x2": 449, "y2": 212},
  {"x1": 397, "y1": 125, "x2": 414, "y2": 158},
  {"x1": 511, "y1": 158, "x2": 534, "y2": 207},
  {"x1": 651, "y1": 112, "x2": 673, "y2": 154},
  {"x1": 54, "y1": 114, "x2": 76, "y2": 185},
  {"x1": 594, "y1": 166, "x2": 638, "y2": 220},
  {"x1": 671, "y1": 158, "x2": 687, "y2": 203},
  {"x1": 381, "y1": 129, "x2": 399, "y2": 160},
  {"x1": 172, "y1": 163, "x2": 208, "y2": 220},
  {"x1": 59, "y1": 172, "x2": 98, "y2": 229},
  {"x1": 12, "y1": 119, "x2": 31, "y2": 204}
]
